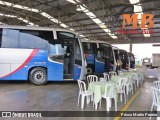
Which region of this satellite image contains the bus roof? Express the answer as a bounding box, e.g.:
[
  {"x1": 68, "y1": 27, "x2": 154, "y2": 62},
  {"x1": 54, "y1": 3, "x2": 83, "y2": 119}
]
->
[
  {"x1": 128, "y1": 52, "x2": 135, "y2": 56},
  {"x1": 119, "y1": 49, "x2": 128, "y2": 52},
  {"x1": 112, "y1": 46, "x2": 119, "y2": 50},
  {"x1": 81, "y1": 39, "x2": 111, "y2": 45},
  {"x1": 0, "y1": 25, "x2": 78, "y2": 35}
]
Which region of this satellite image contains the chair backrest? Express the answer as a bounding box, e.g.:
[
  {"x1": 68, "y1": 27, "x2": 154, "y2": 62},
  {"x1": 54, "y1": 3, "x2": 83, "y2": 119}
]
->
[
  {"x1": 131, "y1": 73, "x2": 139, "y2": 80},
  {"x1": 137, "y1": 72, "x2": 142, "y2": 81},
  {"x1": 109, "y1": 71, "x2": 117, "y2": 76},
  {"x1": 104, "y1": 83, "x2": 117, "y2": 97},
  {"x1": 139, "y1": 72, "x2": 144, "y2": 81},
  {"x1": 117, "y1": 70, "x2": 123, "y2": 75},
  {"x1": 117, "y1": 78, "x2": 127, "y2": 91},
  {"x1": 153, "y1": 81, "x2": 160, "y2": 89},
  {"x1": 103, "y1": 73, "x2": 110, "y2": 81},
  {"x1": 128, "y1": 68, "x2": 134, "y2": 72},
  {"x1": 121, "y1": 69, "x2": 128, "y2": 73},
  {"x1": 140, "y1": 71, "x2": 144, "y2": 81},
  {"x1": 87, "y1": 75, "x2": 98, "y2": 84},
  {"x1": 77, "y1": 80, "x2": 87, "y2": 94},
  {"x1": 128, "y1": 75, "x2": 133, "y2": 84},
  {"x1": 151, "y1": 87, "x2": 160, "y2": 107},
  {"x1": 124, "y1": 76, "x2": 130, "y2": 84}
]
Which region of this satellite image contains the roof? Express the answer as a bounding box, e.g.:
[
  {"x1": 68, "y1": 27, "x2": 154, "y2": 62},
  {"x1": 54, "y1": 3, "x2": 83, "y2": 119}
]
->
[
  {"x1": 0, "y1": 0, "x2": 159, "y2": 44},
  {"x1": 0, "y1": 25, "x2": 78, "y2": 35}
]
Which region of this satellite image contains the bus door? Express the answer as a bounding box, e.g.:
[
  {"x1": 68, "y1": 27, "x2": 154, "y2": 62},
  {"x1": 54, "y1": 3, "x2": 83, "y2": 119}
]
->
[
  {"x1": 48, "y1": 40, "x2": 75, "y2": 81},
  {"x1": 73, "y1": 40, "x2": 83, "y2": 80},
  {"x1": 63, "y1": 39, "x2": 82, "y2": 80},
  {"x1": 102, "y1": 46, "x2": 115, "y2": 72},
  {"x1": 95, "y1": 48, "x2": 105, "y2": 73},
  {"x1": 103, "y1": 48, "x2": 111, "y2": 73},
  {"x1": 48, "y1": 42, "x2": 65, "y2": 81},
  {"x1": 62, "y1": 40, "x2": 77, "y2": 80}
]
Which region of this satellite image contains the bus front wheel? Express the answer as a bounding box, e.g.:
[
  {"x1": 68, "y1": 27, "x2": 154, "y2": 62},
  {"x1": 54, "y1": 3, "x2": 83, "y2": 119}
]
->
[
  {"x1": 87, "y1": 65, "x2": 94, "y2": 75},
  {"x1": 29, "y1": 67, "x2": 47, "y2": 85}
]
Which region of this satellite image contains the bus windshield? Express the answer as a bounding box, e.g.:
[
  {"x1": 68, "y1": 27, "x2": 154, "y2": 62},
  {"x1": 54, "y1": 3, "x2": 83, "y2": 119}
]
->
[
  {"x1": 82, "y1": 42, "x2": 97, "y2": 54},
  {"x1": 119, "y1": 51, "x2": 128, "y2": 61},
  {"x1": 99, "y1": 43, "x2": 113, "y2": 59}
]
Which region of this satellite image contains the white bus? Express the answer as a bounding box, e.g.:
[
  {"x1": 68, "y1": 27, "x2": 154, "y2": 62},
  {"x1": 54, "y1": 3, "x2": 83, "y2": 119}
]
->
[{"x1": 0, "y1": 25, "x2": 86, "y2": 85}]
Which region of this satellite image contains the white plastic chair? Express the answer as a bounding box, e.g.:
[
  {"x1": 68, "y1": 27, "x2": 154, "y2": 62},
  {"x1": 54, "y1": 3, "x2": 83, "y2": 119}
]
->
[
  {"x1": 117, "y1": 70, "x2": 124, "y2": 75},
  {"x1": 153, "y1": 81, "x2": 160, "y2": 89},
  {"x1": 131, "y1": 73, "x2": 139, "y2": 91},
  {"x1": 116, "y1": 78, "x2": 127, "y2": 104},
  {"x1": 77, "y1": 80, "x2": 93, "y2": 109},
  {"x1": 128, "y1": 68, "x2": 134, "y2": 72},
  {"x1": 109, "y1": 71, "x2": 117, "y2": 76},
  {"x1": 126, "y1": 75, "x2": 134, "y2": 95},
  {"x1": 102, "y1": 83, "x2": 117, "y2": 111},
  {"x1": 100, "y1": 73, "x2": 110, "y2": 82},
  {"x1": 87, "y1": 75, "x2": 98, "y2": 85},
  {"x1": 135, "y1": 72, "x2": 141, "y2": 87},
  {"x1": 121, "y1": 69, "x2": 128, "y2": 73},
  {"x1": 138, "y1": 71, "x2": 144, "y2": 86},
  {"x1": 150, "y1": 87, "x2": 160, "y2": 119}
]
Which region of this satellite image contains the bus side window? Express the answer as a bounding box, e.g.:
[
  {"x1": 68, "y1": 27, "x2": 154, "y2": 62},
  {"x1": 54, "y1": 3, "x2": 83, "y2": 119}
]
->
[
  {"x1": 97, "y1": 51, "x2": 104, "y2": 58},
  {"x1": 1, "y1": 29, "x2": 19, "y2": 48},
  {"x1": 49, "y1": 44, "x2": 67, "y2": 55},
  {"x1": 19, "y1": 30, "x2": 53, "y2": 49}
]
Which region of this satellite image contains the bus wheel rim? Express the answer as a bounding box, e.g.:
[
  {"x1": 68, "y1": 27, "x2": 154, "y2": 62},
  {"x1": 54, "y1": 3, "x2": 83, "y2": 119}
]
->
[{"x1": 33, "y1": 71, "x2": 45, "y2": 83}]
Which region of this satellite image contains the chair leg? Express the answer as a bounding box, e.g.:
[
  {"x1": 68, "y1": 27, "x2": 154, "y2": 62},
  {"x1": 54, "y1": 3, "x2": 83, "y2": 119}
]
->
[
  {"x1": 124, "y1": 92, "x2": 126, "y2": 104},
  {"x1": 99, "y1": 99, "x2": 102, "y2": 109},
  {"x1": 78, "y1": 93, "x2": 80, "y2": 106},
  {"x1": 141, "y1": 80, "x2": 143, "y2": 87},
  {"x1": 150, "y1": 104, "x2": 154, "y2": 120},
  {"x1": 131, "y1": 85, "x2": 134, "y2": 94},
  {"x1": 86, "y1": 96, "x2": 90, "y2": 104},
  {"x1": 137, "y1": 80, "x2": 139, "y2": 87},
  {"x1": 150, "y1": 92, "x2": 154, "y2": 120},
  {"x1": 114, "y1": 98, "x2": 117, "y2": 111},
  {"x1": 120, "y1": 93, "x2": 122, "y2": 102},
  {"x1": 134, "y1": 82, "x2": 136, "y2": 91},
  {"x1": 92, "y1": 95, "x2": 94, "y2": 107},
  {"x1": 91, "y1": 94, "x2": 93, "y2": 101},
  {"x1": 150, "y1": 104, "x2": 154, "y2": 112},
  {"x1": 106, "y1": 98, "x2": 110, "y2": 111},
  {"x1": 95, "y1": 103, "x2": 98, "y2": 110},
  {"x1": 81, "y1": 95, "x2": 85, "y2": 109},
  {"x1": 126, "y1": 85, "x2": 129, "y2": 95}
]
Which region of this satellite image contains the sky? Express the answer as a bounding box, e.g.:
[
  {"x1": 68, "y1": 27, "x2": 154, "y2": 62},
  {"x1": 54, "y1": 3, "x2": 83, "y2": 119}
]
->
[{"x1": 112, "y1": 43, "x2": 160, "y2": 59}]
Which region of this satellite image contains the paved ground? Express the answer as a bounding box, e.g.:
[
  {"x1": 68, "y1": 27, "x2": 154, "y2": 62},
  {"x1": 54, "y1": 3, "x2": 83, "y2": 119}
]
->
[{"x1": 0, "y1": 77, "x2": 157, "y2": 120}]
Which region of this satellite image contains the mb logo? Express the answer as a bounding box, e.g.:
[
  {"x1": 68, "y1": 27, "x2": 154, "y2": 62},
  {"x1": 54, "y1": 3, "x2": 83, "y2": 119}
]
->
[{"x1": 122, "y1": 14, "x2": 154, "y2": 29}]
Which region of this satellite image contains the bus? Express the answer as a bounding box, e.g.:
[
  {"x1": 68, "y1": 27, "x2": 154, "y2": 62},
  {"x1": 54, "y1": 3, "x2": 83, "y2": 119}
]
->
[
  {"x1": 119, "y1": 49, "x2": 130, "y2": 70},
  {"x1": 128, "y1": 52, "x2": 135, "y2": 69},
  {"x1": 112, "y1": 46, "x2": 122, "y2": 71},
  {"x1": 82, "y1": 40, "x2": 116, "y2": 75},
  {"x1": 0, "y1": 25, "x2": 86, "y2": 85}
]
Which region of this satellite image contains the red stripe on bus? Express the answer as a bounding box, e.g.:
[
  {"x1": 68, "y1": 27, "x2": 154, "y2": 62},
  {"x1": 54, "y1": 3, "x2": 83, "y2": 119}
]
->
[{"x1": 1, "y1": 49, "x2": 39, "y2": 78}]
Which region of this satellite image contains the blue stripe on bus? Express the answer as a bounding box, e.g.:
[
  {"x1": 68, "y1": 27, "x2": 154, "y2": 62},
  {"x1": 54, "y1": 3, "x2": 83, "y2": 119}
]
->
[{"x1": 0, "y1": 50, "x2": 82, "y2": 81}]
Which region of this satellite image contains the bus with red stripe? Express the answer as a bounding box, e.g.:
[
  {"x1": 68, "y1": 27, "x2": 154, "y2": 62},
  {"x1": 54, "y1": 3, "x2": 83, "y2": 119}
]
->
[{"x1": 0, "y1": 25, "x2": 86, "y2": 85}]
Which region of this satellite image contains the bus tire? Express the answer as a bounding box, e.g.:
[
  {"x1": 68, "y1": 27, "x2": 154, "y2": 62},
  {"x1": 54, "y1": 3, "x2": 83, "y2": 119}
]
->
[
  {"x1": 87, "y1": 65, "x2": 94, "y2": 75},
  {"x1": 29, "y1": 67, "x2": 47, "y2": 85}
]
